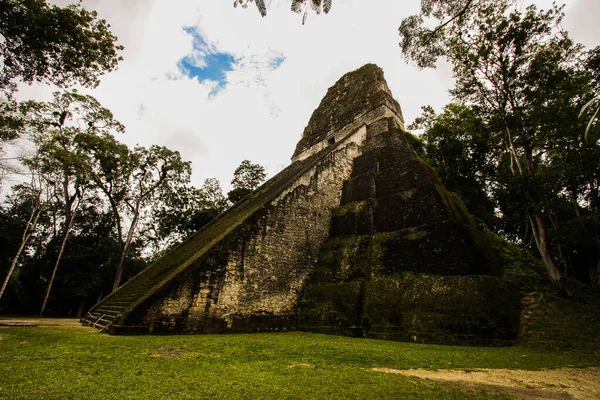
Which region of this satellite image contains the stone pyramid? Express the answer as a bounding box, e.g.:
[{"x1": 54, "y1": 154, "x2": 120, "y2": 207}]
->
[{"x1": 83, "y1": 64, "x2": 519, "y2": 344}]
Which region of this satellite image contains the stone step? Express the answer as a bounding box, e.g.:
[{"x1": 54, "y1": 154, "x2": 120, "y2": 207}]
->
[
  {"x1": 101, "y1": 301, "x2": 134, "y2": 308},
  {"x1": 94, "y1": 309, "x2": 121, "y2": 317},
  {"x1": 89, "y1": 316, "x2": 113, "y2": 327},
  {"x1": 107, "y1": 295, "x2": 140, "y2": 303},
  {"x1": 82, "y1": 317, "x2": 110, "y2": 330},
  {"x1": 88, "y1": 311, "x2": 116, "y2": 321},
  {"x1": 95, "y1": 305, "x2": 126, "y2": 312}
]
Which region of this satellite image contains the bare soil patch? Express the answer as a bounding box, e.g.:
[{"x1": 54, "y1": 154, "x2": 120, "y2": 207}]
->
[
  {"x1": 373, "y1": 367, "x2": 600, "y2": 400},
  {"x1": 0, "y1": 317, "x2": 83, "y2": 328},
  {"x1": 148, "y1": 345, "x2": 184, "y2": 358}
]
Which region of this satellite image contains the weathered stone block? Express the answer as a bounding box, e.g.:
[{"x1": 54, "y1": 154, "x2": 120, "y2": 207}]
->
[
  {"x1": 330, "y1": 200, "x2": 374, "y2": 237},
  {"x1": 375, "y1": 159, "x2": 439, "y2": 198},
  {"x1": 293, "y1": 64, "x2": 404, "y2": 158},
  {"x1": 363, "y1": 276, "x2": 520, "y2": 344},
  {"x1": 298, "y1": 281, "x2": 364, "y2": 336},
  {"x1": 313, "y1": 236, "x2": 371, "y2": 282},
  {"x1": 372, "y1": 185, "x2": 454, "y2": 232},
  {"x1": 370, "y1": 222, "x2": 475, "y2": 276},
  {"x1": 344, "y1": 174, "x2": 376, "y2": 202}
]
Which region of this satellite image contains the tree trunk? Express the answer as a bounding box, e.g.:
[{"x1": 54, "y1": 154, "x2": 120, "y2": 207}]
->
[
  {"x1": 76, "y1": 299, "x2": 85, "y2": 318},
  {"x1": 40, "y1": 208, "x2": 77, "y2": 316},
  {"x1": 0, "y1": 208, "x2": 41, "y2": 300},
  {"x1": 529, "y1": 211, "x2": 567, "y2": 294},
  {"x1": 112, "y1": 201, "x2": 141, "y2": 291}
]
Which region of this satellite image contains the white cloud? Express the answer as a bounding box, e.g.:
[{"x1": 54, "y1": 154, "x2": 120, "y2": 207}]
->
[{"x1": 15, "y1": 0, "x2": 599, "y2": 193}]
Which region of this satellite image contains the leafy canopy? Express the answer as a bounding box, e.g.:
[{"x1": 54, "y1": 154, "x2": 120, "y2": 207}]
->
[
  {"x1": 231, "y1": 159, "x2": 267, "y2": 191},
  {"x1": 234, "y1": 0, "x2": 332, "y2": 23},
  {"x1": 0, "y1": 0, "x2": 124, "y2": 94}
]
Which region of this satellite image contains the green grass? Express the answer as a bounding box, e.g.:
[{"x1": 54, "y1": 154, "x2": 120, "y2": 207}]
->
[{"x1": 1, "y1": 321, "x2": 598, "y2": 399}]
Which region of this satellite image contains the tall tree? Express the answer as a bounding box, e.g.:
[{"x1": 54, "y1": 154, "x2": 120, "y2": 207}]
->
[
  {"x1": 199, "y1": 177, "x2": 228, "y2": 212},
  {"x1": 0, "y1": 179, "x2": 49, "y2": 301},
  {"x1": 109, "y1": 145, "x2": 191, "y2": 290},
  {"x1": 20, "y1": 91, "x2": 123, "y2": 314},
  {"x1": 401, "y1": 1, "x2": 594, "y2": 292},
  {"x1": 580, "y1": 47, "x2": 600, "y2": 144},
  {"x1": 0, "y1": 0, "x2": 123, "y2": 95},
  {"x1": 76, "y1": 130, "x2": 132, "y2": 290}
]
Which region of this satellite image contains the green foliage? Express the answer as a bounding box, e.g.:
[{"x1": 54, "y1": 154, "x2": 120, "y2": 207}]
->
[
  {"x1": 230, "y1": 159, "x2": 267, "y2": 191},
  {"x1": 0, "y1": 90, "x2": 207, "y2": 313},
  {"x1": 486, "y1": 230, "x2": 547, "y2": 293},
  {"x1": 0, "y1": 98, "x2": 22, "y2": 141},
  {"x1": 402, "y1": 131, "x2": 430, "y2": 164},
  {"x1": 227, "y1": 187, "x2": 252, "y2": 204},
  {"x1": 199, "y1": 177, "x2": 228, "y2": 211},
  {"x1": 399, "y1": 0, "x2": 480, "y2": 69},
  {"x1": 0, "y1": 0, "x2": 123, "y2": 94},
  {"x1": 403, "y1": 1, "x2": 600, "y2": 289}
]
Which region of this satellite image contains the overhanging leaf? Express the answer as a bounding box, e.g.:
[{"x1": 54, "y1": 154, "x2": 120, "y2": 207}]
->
[{"x1": 255, "y1": 0, "x2": 267, "y2": 17}]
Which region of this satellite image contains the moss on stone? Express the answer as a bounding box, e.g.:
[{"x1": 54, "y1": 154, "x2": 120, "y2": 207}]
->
[
  {"x1": 485, "y1": 230, "x2": 547, "y2": 293},
  {"x1": 298, "y1": 282, "x2": 364, "y2": 337},
  {"x1": 314, "y1": 235, "x2": 372, "y2": 283},
  {"x1": 300, "y1": 275, "x2": 520, "y2": 345},
  {"x1": 362, "y1": 276, "x2": 520, "y2": 344},
  {"x1": 332, "y1": 200, "x2": 369, "y2": 218},
  {"x1": 293, "y1": 64, "x2": 402, "y2": 157},
  {"x1": 402, "y1": 227, "x2": 429, "y2": 241},
  {"x1": 399, "y1": 188, "x2": 417, "y2": 201}
]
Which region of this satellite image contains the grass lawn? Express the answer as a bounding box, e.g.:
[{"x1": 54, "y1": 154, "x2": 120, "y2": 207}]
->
[{"x1": 0, "y1": 319, "x2": 599, "y2": 399}]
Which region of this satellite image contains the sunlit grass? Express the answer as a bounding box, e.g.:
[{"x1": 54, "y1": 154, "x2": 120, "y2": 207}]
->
[{"x1": 0, "y1": 319, "x2": 598, "y2": 399}]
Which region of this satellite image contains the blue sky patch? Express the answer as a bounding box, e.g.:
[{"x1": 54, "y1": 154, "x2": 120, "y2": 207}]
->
[
  {"x1": 270, "y1": 56, "x2": 286, "y2": 70},
  {"x1": 178, "y1": 27, "x2": 286, "y2": 95},
  {"x1": 178, "y1": 28, "x2": 235, "y2": 91}
]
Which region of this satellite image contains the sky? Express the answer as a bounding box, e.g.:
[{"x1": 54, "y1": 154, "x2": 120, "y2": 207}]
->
[{"x1": 14, "y1": 0, "x2": 600, "y2": 192}]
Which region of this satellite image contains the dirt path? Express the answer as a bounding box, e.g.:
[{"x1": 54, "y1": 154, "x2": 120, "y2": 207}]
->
[
  {"x1": 373, "y1": 367, "x2": 600, "y2": 399},
  {"x1": 0, "y1": 317, "x2": 83, "y2": 328}
]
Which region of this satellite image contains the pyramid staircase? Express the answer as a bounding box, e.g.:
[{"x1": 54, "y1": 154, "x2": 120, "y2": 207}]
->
[{"x1": 81, "y1": 133, "x2": 358, "y2": 333}]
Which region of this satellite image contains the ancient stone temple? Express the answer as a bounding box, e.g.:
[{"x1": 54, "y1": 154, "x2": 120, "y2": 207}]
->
[{"x1": 83, "y1": 64, "x2": 520, "y2": 344}]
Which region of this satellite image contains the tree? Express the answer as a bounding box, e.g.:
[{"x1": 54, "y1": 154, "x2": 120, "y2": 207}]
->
[
  {"x1": 228, "y1": 160, "x2": 266, "y2": 203},
  {"x1": 0, "y1": 98, "x2": 25, "y2": 186},
  {"x1": 580, "y1": 47, "x2": 600, "y2": 144},
  {"x1": 50, "y1": 195, "x2": 141, "y2": 317},
  {"x1": 0, "y1": 0, "x2": 123, "y2": 95},
  {"x1": 200, "y1": 177, "x2": 228, "y2": 211},
  {"x1": 401, "y1": 1, "x2": 596, "y2": 292},
  {"x1": 0, "y1": 179, "x2": 49, "y2": 301},
  {"x1": 234, "y1": 0, "x2": 332, "y2": 23},
  {"x1": 109, "y1": 145, "x2": 191, "y2": 290},
  {"x1": 230, "y1": 160, "x2": 267, "y2": 191},
  {"x1": 76, "y1": 130, "x2": 132, "y2": 290},
  {"x1": 399, "y1": 0, "x2": 487, "y2": 69},
  {"x1": 19, "y1": 91, "x2": 123, "y2": 314}
]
